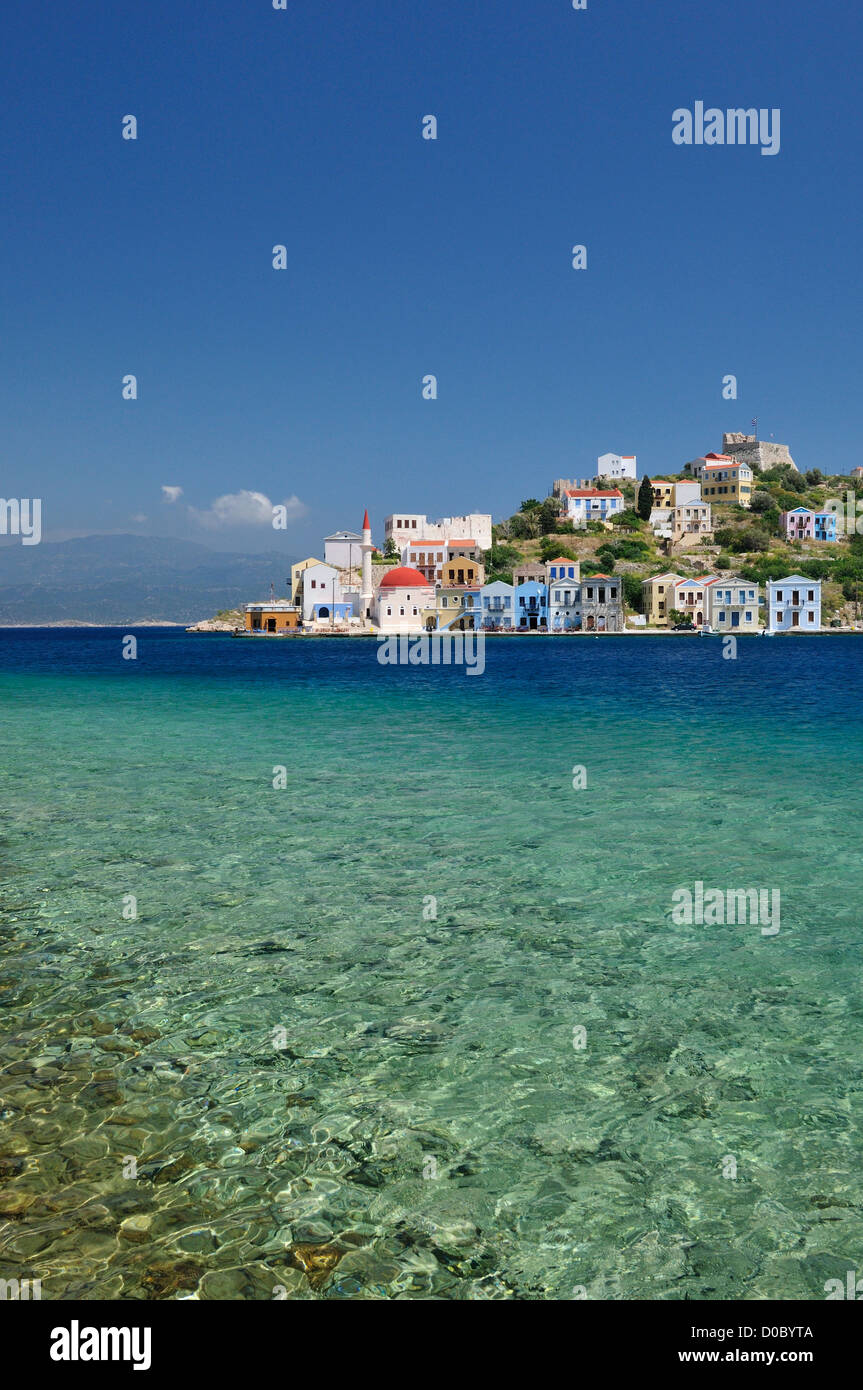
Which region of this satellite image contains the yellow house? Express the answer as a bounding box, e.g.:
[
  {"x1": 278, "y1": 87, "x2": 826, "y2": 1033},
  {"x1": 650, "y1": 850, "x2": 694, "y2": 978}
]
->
[
  {"x1": 642, "y1": 572, "x2": 683, "y2": 626},
  {"x1": 291, "y1": 557, "x2": 324, "y2": 606},
  {"x1": 699, "y1": 457, "x2": 753, "y2": 507},
  {"x1": 651, "y1": 480, "x2": 702, "y2": 508},
  {"x1": 244, "y1": 602, "x2": 300, "y2": 633},
  {"x1": 441, "y1": 557, "x2": 484, "y2": 588}
]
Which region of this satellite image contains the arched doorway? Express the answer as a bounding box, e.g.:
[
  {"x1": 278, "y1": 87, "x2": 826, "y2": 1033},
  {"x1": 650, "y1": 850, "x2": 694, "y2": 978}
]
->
[{"x1": 319, "y1": 606, "x2": 330, "y2": 620}]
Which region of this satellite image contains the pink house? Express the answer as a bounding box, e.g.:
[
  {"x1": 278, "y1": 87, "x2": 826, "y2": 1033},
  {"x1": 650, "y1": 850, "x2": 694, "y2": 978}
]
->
[{"x1": 780, "y1": 507, "x2": 838, "y2": 542}]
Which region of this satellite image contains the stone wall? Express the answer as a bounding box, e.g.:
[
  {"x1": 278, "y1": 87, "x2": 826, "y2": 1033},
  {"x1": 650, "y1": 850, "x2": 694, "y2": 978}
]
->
[{"x1": 722, "y1": 434, "x2": 797, "y2": 472}]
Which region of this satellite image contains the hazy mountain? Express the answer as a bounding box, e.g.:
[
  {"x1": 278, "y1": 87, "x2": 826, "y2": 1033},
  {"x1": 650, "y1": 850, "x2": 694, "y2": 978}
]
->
[{"x1": 0, "y1": 535, "x2": 298, "y2": 624}]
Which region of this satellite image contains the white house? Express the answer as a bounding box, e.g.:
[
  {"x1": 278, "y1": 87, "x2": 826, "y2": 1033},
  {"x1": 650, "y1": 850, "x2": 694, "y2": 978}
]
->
[
  {"x1": 596, "y1": 453, "x2": 637, "y2": 481},
  {"x1": 374, "y1": 565, "x2": 436, "y2": 634},
  {"x1": 324, "y1": 530, "x2": 363, "y2": 572},
  {"x1": 481, "y1": 580, "x2": 515, "y2": 630},
  {"x1": 767, "y1": 576, "x2": 821, "y2": 633},
  {"x1": 562, "y1": 488, "x2": 624, "y2": 526},
  {"x1": 302, "y1": 562, "x2": 346, "y2": 623}
]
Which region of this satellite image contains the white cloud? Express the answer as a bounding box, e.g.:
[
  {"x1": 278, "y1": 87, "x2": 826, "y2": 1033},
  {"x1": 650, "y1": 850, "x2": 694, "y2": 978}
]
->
[
  {"x1": 189, "y1": 490, "x2": 307, "y2": 529},
  {"x1": 162, "y1": 485, "x2": 183, "y2": 503},
  {"x1": 130, "y1": 514, "x2": 148, "y2": 524}
]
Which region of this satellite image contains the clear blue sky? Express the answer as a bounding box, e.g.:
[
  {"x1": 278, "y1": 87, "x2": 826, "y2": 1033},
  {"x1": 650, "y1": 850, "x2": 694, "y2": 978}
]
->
[{"x1": 2, "y1": 0, "x2": 861, "y2": 554}]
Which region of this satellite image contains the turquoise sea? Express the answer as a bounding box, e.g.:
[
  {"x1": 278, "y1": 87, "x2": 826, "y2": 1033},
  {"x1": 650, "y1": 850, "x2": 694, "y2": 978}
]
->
[{"x1": 1, "y1": 628, "x2": 862, "y2": 1300}]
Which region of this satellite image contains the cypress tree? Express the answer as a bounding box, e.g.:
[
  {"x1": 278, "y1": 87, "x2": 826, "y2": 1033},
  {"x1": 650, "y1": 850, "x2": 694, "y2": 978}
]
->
[{"x1": 637, "y1": 475, "x2": 653, "y2": 521}]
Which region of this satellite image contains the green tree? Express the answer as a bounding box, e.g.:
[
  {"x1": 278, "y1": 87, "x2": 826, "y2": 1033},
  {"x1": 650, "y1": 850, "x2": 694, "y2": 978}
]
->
[
  {"x1": 749, "y1": 491, "x2": 775, "y2": 513},
  {"x1": 621, "y1": 573, "x2": 643, "y2": 611},
  {"x1": 637, "y1": 476, "x2": 653, "y2": 521},
  {"x1": 509, "y1": 511, "x2": 537, "y2": 539},
  {"x1": 382, "y1": 537, "x2": 399, "y2": 560},
  {"x1": 538, "y1": 497, "x2": 561, "y2": 534}
]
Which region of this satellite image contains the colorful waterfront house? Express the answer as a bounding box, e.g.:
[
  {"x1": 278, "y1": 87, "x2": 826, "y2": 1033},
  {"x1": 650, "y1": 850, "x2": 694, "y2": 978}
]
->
[
  {"x1": 546, "y1": 556, "x2": 581, "y2": 584},
  {"x1": 767, "y1": 576, "x2": 821, "y2": 633},
  {"x1": 435, "y1": 587, "x2": 477, "y2": 630},
  {"x1": 374, "y1": 566, "x2": 436, "y2": 633},
  {"x1": 291, "y1": 556, "x2": 324, "y2": 606},
  {"x1": 580, "y1": 574, "x2": 623, "y2": 631},
  {"x1": 514, "y1": 579, "x2": 548, "y2": 630},
  {"x1": 704, "y1": 577, "x2": 759, "y2": 631},
  {"x1": 462, "y1": 587, "x2": 483, "y2": 629},
  {"x1": 548, "y1": 577, "x2": 582, "y2": 631},
  {"x1": 697, "y1": 455, "x2": 754, "y2": 508},
  {"x1": 780, "y1": 508, "x2": 838, "y2": 542},
  {"x1": 665, "y1": 576, "x2": 716, "y2": 626},
  {"x1": 480, "y1": 580, "x2": 514, "y2": 630},
  {"x1": 301, "y1": 562, "x2": 352, "y2": 624},
  {"x1": 562, "y1": 487, "x2": 624, "y2": 527},
  {"x1": 641, "y1": 572, "x2": 683, "y2": 626},
  {"x1": 244, "y1": 602, "x2": 301, "y2": 633}
]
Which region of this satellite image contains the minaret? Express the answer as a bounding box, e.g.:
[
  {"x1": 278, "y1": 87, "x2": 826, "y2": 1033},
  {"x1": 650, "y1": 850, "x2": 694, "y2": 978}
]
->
[{"x1": 360, "y1": 508, "x2": 374, "y2": 621}]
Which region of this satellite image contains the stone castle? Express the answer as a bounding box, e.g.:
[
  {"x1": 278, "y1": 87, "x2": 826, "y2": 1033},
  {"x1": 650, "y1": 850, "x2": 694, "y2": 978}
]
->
[{"x1": 722, "y1": 433, "x2": 798, "y2": 472}]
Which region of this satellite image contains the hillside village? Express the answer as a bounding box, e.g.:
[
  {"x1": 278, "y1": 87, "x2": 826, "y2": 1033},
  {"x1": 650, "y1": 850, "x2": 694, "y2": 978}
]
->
[{"x1": 197, "y1": 433, "x2": 863, "y2": 637}]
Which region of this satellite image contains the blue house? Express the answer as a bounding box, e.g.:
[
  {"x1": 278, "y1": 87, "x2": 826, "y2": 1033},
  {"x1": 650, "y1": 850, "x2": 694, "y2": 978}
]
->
[
  {"x1": 514, "y1": 580, "x2": 547, "y2": 630},
  {"x1": 546, "y1": 557, "x2": 580, "y2": 583}
]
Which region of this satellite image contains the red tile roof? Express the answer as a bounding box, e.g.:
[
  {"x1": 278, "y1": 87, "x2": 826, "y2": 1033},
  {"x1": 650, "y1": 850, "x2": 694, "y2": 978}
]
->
[{"x1": 565, "y1": 488, "x2": 623, "y2": 498}]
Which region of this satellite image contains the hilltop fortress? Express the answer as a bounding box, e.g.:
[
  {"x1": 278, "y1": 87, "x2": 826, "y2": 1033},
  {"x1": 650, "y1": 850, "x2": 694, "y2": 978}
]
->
[{"x1": 722, "y1": 433, "x2": 798, "y2": 472}]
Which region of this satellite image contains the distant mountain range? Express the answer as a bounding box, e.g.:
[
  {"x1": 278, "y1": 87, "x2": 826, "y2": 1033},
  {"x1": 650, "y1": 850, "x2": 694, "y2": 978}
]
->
[{"x1": 0, "y1": 535, "x2": 298, "y2": 625}]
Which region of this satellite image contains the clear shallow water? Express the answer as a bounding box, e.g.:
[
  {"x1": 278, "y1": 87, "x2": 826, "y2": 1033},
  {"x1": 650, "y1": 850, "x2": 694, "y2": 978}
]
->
[{"x1": 1, "y1": 628, "x2": 862, "y2": 1300}]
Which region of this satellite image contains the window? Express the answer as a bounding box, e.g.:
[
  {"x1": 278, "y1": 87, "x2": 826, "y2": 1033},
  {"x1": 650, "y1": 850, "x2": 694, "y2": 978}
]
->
[
  {"x1": 399, "y1": 607, "x2": 405, "y2": 617},
  {"x1": 386, "y1": 606, "x2": 392, "y2": 616},
  {"x1": 808, "y1": 611, "x2": 814, "y2": 622},
  {"x1": 412, "y1": 607, "x2": 418, "y2": 616},
  {"x1": 808, "y1": 591, "x2": 814, "y2": 601},
  {"x1": 745, "y1": 612, "x2": 752, "y2": 622},
  {"x1": 411, "y1": 520, "x2": 417, "y2": 528}
]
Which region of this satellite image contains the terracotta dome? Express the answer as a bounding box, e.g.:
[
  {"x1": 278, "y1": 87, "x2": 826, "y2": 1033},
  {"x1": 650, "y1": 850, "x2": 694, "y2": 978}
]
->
[{"x1": 379, "y1": 566, "x2": 429, "y2": 588}]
